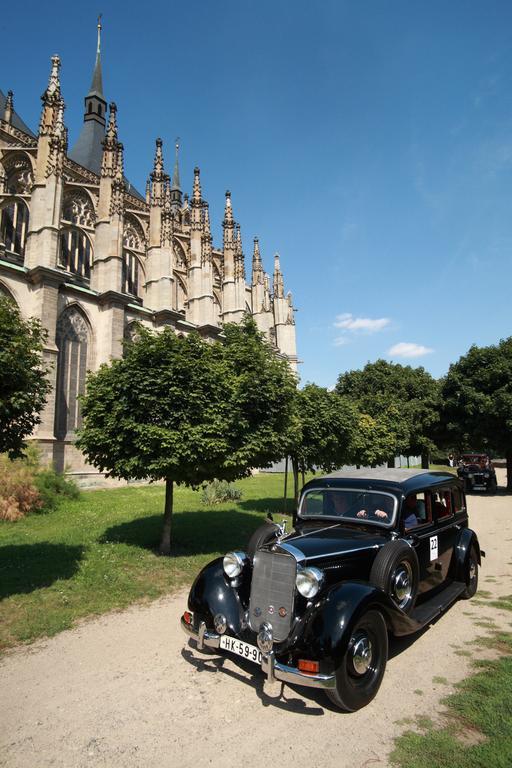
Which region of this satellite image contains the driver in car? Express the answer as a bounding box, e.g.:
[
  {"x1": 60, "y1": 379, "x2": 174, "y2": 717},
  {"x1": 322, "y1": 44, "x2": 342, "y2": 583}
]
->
[{"x1": 356, "y1": 495, "x2": 393, "y2": 521}]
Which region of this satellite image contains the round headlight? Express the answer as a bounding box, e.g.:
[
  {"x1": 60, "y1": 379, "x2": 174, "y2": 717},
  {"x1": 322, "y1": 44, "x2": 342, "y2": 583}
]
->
[
  {"x1": 223, "y1": 551, "x2": 246, "y2": 578},
  {"x1": 296, "y1": 567, "x2": 324, "y2": 599}
]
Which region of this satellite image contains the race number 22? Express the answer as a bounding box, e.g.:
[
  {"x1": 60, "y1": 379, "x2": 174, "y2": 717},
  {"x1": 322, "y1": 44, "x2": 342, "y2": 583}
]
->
[{"x1": 430, "y1": 535, "x2": 438, "y2": 561}]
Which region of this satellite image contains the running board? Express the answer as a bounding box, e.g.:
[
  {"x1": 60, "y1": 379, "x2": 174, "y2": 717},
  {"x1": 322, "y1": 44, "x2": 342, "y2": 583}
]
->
[{"x1": 411, "y1": 582, "x2": 466, "y2": 625}]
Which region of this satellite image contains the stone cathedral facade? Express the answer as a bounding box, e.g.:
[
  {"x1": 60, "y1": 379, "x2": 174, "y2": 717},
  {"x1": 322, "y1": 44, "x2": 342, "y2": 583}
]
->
[{"x1": 0, "y1": 28, "x2": 297, "y2": 477}]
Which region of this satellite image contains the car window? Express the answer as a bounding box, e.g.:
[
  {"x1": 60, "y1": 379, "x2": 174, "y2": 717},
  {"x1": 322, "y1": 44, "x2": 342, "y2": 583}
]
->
[
  {"x1": 299, "y1": 489, "x2": 397, "y2": 526},
  {"x1": 432, "y1": 489, "x2": 452, "y2": 520},
  {"x1": 402, "y1": 492, "x2": 431, "y2": 530},
  {"x1": 452, "y1": 486, "x2": 464, "y2": 513}
]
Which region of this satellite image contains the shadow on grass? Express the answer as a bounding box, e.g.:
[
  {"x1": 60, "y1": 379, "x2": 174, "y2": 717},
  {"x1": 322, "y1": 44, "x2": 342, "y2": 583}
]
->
[
  {"x1": 0, "y1": 543, "x2": 84, "y2": 600},
  {"x1": 100, "y1": 508, "x2": 266, "y2": 556}
]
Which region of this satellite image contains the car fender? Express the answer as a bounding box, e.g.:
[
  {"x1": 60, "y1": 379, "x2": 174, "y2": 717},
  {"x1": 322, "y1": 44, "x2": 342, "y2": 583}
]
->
[
  {"x1": 454, "y1": 528, "x2": 481, "y2": 582},
  {"x1": 290, "y1": 581, "x2": 403, "y2": 667},
  {"x1": 187, "y1": 557, "x2": 247, "y2": 635}
]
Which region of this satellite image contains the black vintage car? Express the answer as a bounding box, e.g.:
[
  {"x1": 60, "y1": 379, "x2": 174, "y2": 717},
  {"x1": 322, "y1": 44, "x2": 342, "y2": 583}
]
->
[
  {"x1": 181, "y1": 469, "x2": 482, "y2": 711},
  {"x1": 457, "y1": 454, "x2": 498, "y2": 493}
]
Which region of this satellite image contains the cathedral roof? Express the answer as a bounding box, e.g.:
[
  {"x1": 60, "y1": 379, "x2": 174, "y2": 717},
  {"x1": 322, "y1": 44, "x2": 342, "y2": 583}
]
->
[
  {"x1": 69, "y1": 118, "x2": 105, "y2": 175},
  {"x1": 0, "y1": 89, "x2": 37, "y2": 138}
]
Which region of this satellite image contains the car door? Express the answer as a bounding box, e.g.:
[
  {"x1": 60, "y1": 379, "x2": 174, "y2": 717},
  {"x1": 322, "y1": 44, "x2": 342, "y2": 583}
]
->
[
  {"x1": 401, "y1": 491, "x2": 442, "y2": 596},
  {"x1": 431, "y1": 486, "x2": 458, "y2": 583}
]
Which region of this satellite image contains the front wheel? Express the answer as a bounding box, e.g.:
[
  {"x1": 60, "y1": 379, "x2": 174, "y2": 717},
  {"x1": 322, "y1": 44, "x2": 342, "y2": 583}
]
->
[
  {"x1": 327, "y1": 609, "x2": 388, "y2": 712},
  {"x1": 462, "y1": 546, "x2": 478, "y2": 599}
]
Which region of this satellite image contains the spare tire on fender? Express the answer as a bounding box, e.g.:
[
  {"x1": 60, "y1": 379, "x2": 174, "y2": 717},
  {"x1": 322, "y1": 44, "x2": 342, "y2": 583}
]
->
[
  {"x1": 370, "y1": 540, "x2": 419, "y2": 614},
  {"x1": 247, "y1": 520, "x2": 281, "y2": 558}
]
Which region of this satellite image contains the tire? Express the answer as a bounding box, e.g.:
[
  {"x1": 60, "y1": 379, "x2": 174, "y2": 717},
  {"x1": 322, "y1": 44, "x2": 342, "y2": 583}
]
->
[
  {"x1": 462, "y1": 545, "x2": 478, "y2": 599},
  {"x1": 370, "y1": 540, "x2": 419, "y2": 614},
  {"x1": 247, "y1": 520, "x2": 281, "y2": 558},
  {"x1": 327, "y1": 609, "x2": 388, "y2": 712}
]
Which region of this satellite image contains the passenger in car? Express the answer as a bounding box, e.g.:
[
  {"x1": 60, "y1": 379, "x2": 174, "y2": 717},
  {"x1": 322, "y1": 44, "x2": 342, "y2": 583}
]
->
[{"x1": 403, "y1": 494, "x2": 420, "y2": 529}]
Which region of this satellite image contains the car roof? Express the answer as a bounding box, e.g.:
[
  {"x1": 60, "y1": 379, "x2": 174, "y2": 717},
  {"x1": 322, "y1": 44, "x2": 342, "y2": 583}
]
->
[{"x1": 302, "y1": 468, "x2": 459, "y2": 496}]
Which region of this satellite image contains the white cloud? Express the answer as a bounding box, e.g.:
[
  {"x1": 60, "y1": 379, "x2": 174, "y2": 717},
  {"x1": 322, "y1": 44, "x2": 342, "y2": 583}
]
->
[
  {"x1": 334, "y1": 313, "x2": 391, "y2": 333},
  {"x1": 333, "y1": 336, "x2": 350, "y2": 347},
  {"x1": 388, "y1": 342, "x2": 434, "y2": 358}
]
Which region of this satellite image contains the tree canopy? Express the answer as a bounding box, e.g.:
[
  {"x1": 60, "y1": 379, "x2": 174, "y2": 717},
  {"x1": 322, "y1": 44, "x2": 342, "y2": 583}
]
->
[
  {"x1": 0, "y1": 296, "x2": 51, "y2": 458},
  {"x1": 77, "y1": 317, "x2": 297, "y2": 553},
  {"x1": 441, "y1": 337, "x2": 512, "y2": 487},
  {"x1": 336, "y1": 359, "x2": 440, "y2": 464}
]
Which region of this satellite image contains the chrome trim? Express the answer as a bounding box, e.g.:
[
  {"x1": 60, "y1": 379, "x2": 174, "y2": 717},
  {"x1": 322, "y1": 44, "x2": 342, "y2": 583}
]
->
[
  {"x1": 278, "y1": 542, "x2": 306, "y2": 562},
  {"x1": 181, "y1": 618, "x2": 336, "y2": 690},
  {"x1": 298, "y1": 487, "x2": 398, "y2": 528},
  {"x1": 305, "y1": 544, "x2": 380, "y2": 562},
  {"x1": 261, "y1": 653, "x2": 336, "y2": 689},
  {"x1": 181, "y1": 617, "x2": 220, "y2": 649}
]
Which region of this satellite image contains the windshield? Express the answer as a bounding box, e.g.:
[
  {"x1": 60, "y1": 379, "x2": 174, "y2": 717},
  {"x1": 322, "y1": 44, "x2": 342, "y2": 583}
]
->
[{"x1": 299, "y1": 488, "x2": 397, "y2": 527}]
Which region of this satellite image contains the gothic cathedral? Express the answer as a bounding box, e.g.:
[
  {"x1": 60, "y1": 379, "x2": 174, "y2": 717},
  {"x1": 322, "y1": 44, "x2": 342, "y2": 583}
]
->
[{"x1": 0, "y1": 22, "x2": 297, "y2": 477}]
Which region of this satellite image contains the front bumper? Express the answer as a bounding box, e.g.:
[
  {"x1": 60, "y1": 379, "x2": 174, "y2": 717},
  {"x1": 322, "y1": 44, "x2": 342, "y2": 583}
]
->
[{"x1": 181, "y1": 616, "x2": 336, "y2": 690}]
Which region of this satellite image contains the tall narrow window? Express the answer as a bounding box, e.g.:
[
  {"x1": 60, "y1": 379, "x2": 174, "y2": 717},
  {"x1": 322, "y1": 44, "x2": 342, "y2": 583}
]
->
[
  {"x1": 60, "y1": 228, "x2": 92, "y2": 278},
  {"x1": 0, "y1": 201, "x2": 29, "y2": 262},
  {"x1": 55, "y1": 307, "x2": 90, "y2": 440},
  {"x1": 122, "y1": 250, "x2": 142, "y2": 297}
]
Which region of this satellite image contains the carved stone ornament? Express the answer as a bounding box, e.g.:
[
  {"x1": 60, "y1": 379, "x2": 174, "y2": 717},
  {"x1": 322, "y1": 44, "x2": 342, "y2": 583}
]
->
[
  {"x1": 57, "y1": 306, "x2": 89, "y2": 345},
  {"x1": 3, "y1": 155, "x2": 34, "y2": 195},
  {"x1": 62, "y1": 190, "x2": 96, "y2": 227},
  {"x1": 123, "y1": 216, "x2": 146, "y2": 252}
]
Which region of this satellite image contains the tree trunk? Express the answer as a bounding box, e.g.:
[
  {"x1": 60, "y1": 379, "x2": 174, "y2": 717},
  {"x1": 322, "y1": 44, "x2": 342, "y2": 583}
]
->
[
  {"x1": 159, "y1": 478, "x2": 174, "y2": 556},
  {"x1": 421, "y1": 452, "x2": 429, "y2": 469},
  {"x1": 387, "y1": 456, "x2": 395, "y2": 469},
  {"x1": 283, "y1": 456, "x2": 288, "y2": 513},
  {"x1": 507, "y1": 452, "x2": 512, "y2": 490},
  {"x1": 291, "y1": 457, "x2": 299, "y2": 507}
]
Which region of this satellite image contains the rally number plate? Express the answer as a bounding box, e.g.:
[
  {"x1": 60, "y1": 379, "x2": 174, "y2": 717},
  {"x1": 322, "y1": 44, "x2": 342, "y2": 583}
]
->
[{"x1": 220, "y1": 635, "x2": 262, "y2": 665}]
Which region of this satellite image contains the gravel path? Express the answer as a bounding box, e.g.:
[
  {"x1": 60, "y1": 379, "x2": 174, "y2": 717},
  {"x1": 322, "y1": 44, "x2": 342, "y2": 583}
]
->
[{"x1": 1, "y1": 470, "x2": 511, "y2": 768}]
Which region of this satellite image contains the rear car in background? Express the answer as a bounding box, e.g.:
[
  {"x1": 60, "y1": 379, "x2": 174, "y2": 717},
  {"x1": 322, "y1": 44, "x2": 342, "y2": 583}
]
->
[
  {"x1": 457, "y1": 454, "x2": 497, "y2": 493},
  {"x1": 181, "y1": 468, "x2": 482, "y2": 711}
]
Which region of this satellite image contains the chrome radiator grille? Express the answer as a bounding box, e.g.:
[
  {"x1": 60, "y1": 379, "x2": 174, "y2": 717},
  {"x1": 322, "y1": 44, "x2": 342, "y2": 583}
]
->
[{"x1": 249, "y1": 550, "x2": 296, "y2": 642}]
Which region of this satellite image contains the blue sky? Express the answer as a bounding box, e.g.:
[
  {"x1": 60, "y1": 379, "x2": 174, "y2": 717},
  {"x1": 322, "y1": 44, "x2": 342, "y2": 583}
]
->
[{"x1": 3, "y1": 1, "x2": 512, "y2": 387}]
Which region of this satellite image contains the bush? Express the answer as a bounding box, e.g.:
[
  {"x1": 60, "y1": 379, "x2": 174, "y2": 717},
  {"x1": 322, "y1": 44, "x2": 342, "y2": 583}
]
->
[
  {"x1": 201, "y1": 479, "x2": 242, "y2": 506},
  {"x1": 34, "y1": 469, "x2": 80, "y2": 511},
  {"x1": 0, "y1": 454, "x2": 42, "y2": 521},
  {"x1": 0, "y1": 449, "x2": 80, "y2": 521}
]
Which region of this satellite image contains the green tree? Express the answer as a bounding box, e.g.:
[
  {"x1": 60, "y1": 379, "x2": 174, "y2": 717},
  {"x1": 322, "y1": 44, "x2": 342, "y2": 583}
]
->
[
  {"x1": 441, "y1": 338, "x2": 512, "y2": 488},
  {"x1": 77, "y1": 317, "x2": 297, "y2": 554},
  {"x1": 0, "y1": 296, "x2": 51, "y2": 457},
  {"x1": 290, "y1": 384, "x2": 358, "y2": 500},
  {"x1": 336, "y1": 359, "x2": 440, "y2": 467},
  {"x1": 351, "y1": 412, "x2": 398, "y2": 468}
]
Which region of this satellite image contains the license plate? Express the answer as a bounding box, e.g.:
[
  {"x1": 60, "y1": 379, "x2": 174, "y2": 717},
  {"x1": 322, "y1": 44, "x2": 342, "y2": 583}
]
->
[
  {"x1": 473, "y1": 485, "x2": 485, "y2": 490},
  {"x1": 219, "y1": 635, "x2": 262, "y2": 665}
]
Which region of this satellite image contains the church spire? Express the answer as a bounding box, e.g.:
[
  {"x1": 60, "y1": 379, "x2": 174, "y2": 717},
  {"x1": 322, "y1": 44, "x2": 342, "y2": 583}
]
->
[
  {"x1": 84, "y1": 15, "x2": 106, "y2": 122},
  {"x1": 69, "y1": 18, "x2": 107, "y2": 174},
  {"x1": 234, "y1": 223, "x2": 246, "y2": 280},
  {"x1": 273, "y1": 253, "x2": 284, "y2": 298},
  {"x1": 252, "y1": 236, "x2": 264, "y2": 285},
  {"x1": 89, "y1": 15, "x2": 104, "y2": 98},
  {"x1": 223, "y1": 190, "x2": 234, "y2": 248},
  {"x1": 170, "y1": 138, "x2": 182, "y2": 209}
]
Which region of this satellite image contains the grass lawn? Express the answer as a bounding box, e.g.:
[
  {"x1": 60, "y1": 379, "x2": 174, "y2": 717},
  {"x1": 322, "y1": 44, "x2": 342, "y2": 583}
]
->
[
  {"x1": 390, "y1": 631, "x2": 512, "y2": 768},
  {"x1": 0, "y1": 472, "x2": 295, "y2": 652}
]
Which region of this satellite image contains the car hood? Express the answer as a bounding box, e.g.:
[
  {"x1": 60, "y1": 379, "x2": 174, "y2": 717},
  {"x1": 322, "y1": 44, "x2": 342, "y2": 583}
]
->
[{"x1": 273, "y1": 522, "x2": 389, "y2": 563}]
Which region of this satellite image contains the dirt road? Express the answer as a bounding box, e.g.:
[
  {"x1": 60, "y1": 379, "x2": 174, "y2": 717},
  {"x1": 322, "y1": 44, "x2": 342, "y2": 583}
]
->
[{"x1": 1, "y1": 471, "x2": 511, "y2": 768}]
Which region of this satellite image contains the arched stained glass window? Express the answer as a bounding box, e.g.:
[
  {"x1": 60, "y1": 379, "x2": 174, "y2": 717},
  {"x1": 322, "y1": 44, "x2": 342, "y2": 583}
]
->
[
  {"x1": 0, "y1": 201, "x2": 29, "y2": 262},
  {"x1": 60, "y1": 228, "x2": 92, "y2": 278},
  {"x1": 55, "y1": 307, "x2": 90, "y2": 439},
  {"x1": 122, "y1": 250, "x2": 143, "y2": 297}
]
